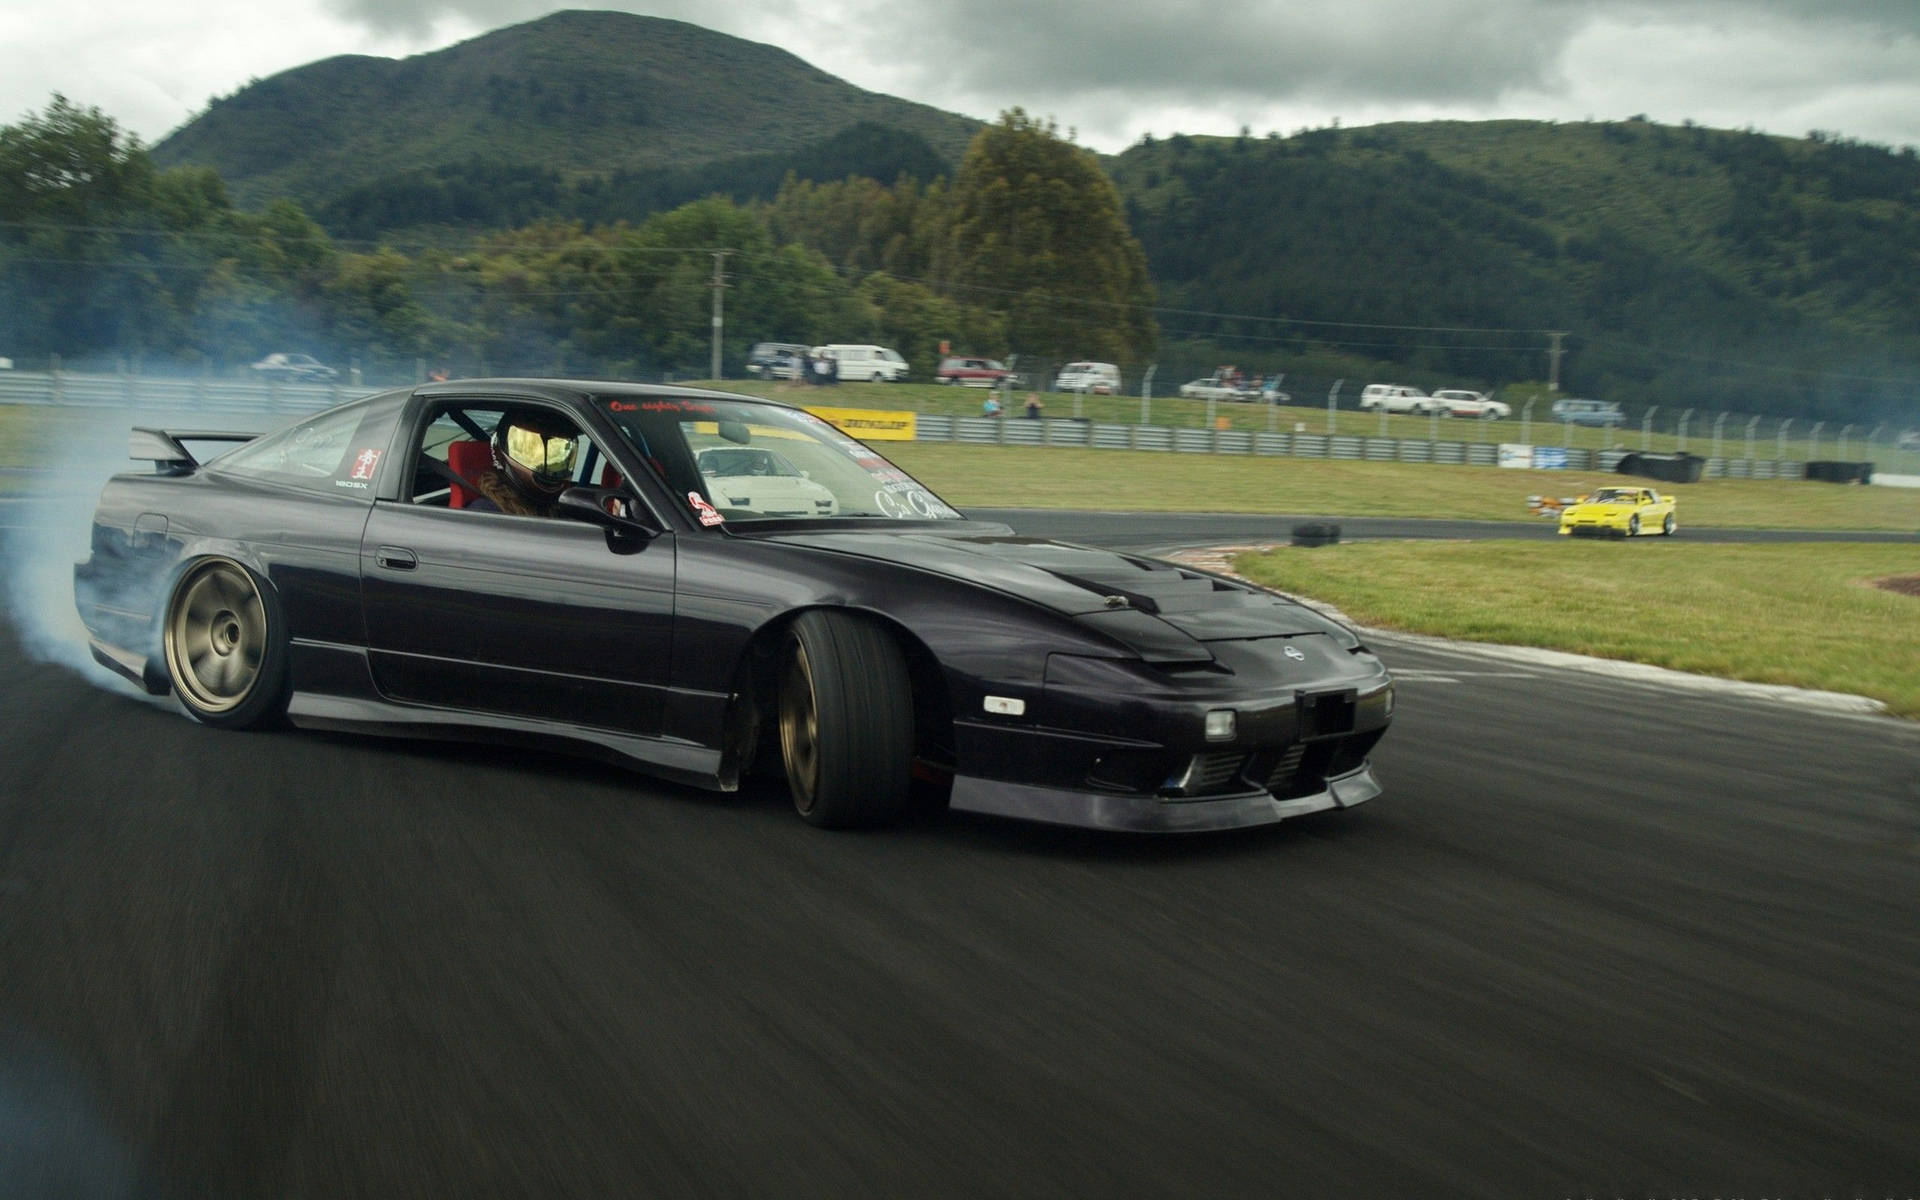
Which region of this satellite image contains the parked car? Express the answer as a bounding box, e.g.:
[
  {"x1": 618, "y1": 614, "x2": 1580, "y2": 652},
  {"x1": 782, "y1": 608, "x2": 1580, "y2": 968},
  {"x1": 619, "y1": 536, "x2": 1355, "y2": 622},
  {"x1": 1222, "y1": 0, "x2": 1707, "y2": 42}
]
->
[
  {"x1": 745, "y1": 342, "x2": 810, "y2": 380},
  {"x1": 1551, "y1": 398, "x2": 1625, "y2": 427},
  {"x1": 1054, "y1": 362, "x2": 1121, "y2": 394},
  {"x1": 1895, "y1": 430, "x2": 1920, "y2": 451},
  {"x1": 1431, "y1": 389, "x2": 1510, "y2": 419},
  {"x1": 1557, "y1": 486, "x2": 1677, "y2": 538},
  {"x1": 250, "y1": 353, "x2": 338, "y2": 382},
  {"x1": 1179, "y1": 374, "x2": 1257, "y2": 402},
  {"x1": 1357, "y1": 384, "x2": 1442, "y2": 415},
  {"x1": 814, "y1": 344, "x2": 909, "y2": 382},
  {"x1": 936, "y1": 356, "x2": 1015, "y2": 387},
  {"x1": 72, "y1": 381, "x2": 1394, "y2": 832}
]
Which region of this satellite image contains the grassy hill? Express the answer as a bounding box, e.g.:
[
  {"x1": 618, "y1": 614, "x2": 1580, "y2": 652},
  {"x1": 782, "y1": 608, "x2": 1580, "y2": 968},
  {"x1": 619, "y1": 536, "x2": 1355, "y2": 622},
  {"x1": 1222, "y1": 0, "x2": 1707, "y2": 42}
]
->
[
  {"x1": 151, "y1": 9, "x2": 982, "y2": 207},
  {"x1": 1113, "y1": 120, "x2": 1920, "y2": 418}
]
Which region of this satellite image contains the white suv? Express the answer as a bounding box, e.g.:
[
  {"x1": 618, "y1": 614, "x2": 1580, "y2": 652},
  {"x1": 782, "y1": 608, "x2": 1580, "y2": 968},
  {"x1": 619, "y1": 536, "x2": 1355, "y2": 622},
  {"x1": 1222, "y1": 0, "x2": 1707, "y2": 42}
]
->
[{"x1": 1358, "y1": 383, "x2": 1441, "y2": 415}]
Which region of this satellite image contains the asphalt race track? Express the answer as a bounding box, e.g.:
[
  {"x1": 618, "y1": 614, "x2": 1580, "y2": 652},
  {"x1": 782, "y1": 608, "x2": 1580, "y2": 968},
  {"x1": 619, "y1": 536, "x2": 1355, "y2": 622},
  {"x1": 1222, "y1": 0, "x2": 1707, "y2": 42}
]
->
[{"x1": 1, "y1": 514, "x2": 1917, "y2": 1197}]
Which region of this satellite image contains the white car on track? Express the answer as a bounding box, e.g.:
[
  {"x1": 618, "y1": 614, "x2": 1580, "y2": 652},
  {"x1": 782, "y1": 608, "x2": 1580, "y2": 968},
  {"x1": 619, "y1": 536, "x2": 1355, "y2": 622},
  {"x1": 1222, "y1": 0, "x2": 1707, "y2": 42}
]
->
[{"x1": 696, "y1": 446, "x2": 839, "y2": 518}]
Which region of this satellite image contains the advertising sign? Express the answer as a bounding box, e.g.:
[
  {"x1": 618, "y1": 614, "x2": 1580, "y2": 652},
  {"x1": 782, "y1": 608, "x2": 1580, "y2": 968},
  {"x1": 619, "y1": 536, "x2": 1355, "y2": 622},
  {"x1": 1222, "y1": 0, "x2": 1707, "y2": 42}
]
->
[{"x1": 805, "y1": 406, "x2": 917, "y2": 441}]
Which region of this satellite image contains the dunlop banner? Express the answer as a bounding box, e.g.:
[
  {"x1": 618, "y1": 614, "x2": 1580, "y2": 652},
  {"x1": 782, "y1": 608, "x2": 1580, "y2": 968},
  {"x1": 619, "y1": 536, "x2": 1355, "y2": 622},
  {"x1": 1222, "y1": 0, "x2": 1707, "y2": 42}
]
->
[{"x1": 804, "y1": 406, "x2": 917, "y2": 441}]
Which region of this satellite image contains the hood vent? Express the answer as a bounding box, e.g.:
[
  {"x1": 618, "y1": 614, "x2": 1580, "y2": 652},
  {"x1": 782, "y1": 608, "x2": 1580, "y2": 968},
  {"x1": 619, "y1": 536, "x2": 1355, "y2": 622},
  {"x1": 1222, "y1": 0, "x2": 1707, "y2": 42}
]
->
[{"x1": 1043, "y1": 559, "x2": 1244, "y2": 616}]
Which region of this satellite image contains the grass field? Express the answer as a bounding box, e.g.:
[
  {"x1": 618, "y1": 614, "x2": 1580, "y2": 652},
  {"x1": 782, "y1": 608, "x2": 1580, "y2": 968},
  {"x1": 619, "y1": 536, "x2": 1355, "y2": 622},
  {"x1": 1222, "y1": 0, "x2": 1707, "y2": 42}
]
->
[
  {"x1": 883, "y1": 444, "x2": 1920, "y2": 531},
  {"x1": 1230, "y1": 540, "x2": 1920, "y2": 716}
]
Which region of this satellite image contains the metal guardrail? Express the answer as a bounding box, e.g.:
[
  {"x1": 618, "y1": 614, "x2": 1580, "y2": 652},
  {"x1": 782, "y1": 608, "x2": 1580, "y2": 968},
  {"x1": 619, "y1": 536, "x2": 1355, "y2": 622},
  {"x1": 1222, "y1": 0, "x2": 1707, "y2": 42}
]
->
[
  {"x1": 0, "y1": 371, "x2": 376, "y2": 419},
  {"x1": 1, "y1": 372, "x2": 1814, "y2": 480},
  {"x1": 914, "y1": 416, "x2": 1808, "y2": 478}
]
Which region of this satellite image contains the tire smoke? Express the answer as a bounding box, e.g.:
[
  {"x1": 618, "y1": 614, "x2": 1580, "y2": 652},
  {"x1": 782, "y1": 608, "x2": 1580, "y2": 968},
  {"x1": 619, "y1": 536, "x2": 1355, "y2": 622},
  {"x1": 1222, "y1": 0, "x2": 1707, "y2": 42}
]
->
[{"x1": 1, "y1": 405, "x2": 259, "y2": 700}]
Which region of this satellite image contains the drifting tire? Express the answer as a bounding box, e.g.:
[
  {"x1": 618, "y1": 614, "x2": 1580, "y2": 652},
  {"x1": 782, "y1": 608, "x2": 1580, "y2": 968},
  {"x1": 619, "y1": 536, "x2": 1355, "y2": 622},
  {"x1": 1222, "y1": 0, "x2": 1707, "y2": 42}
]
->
[
  {"x1": 1663, "y1": 513, "x2": 1676, "y2": 536},
  {"x1": 161, "y1": 557, "x2": 289, "y2": 729},
  {"x1": 1627, "y1": 515, "x2": 1641, "y2": 537},
  {"x1": 778, "y1": 610, "x2": 915, "y2": 828}
]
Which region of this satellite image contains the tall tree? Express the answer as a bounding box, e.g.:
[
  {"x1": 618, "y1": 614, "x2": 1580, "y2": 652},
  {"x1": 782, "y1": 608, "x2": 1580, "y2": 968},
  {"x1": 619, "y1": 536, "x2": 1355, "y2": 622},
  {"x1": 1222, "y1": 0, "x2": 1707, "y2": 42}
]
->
[{"x1": 948, "y1": 109, "x2": 1157, "y2": 368}]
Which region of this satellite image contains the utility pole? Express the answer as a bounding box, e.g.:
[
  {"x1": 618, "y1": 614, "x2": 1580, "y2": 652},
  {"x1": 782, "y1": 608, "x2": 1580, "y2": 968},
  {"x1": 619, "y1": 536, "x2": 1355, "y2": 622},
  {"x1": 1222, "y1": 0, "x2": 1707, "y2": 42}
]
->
[
  {"x1": 1546, "y1": 331, "x2": 1567, "y2": 392},
  {"x1": 709, "y1": 250, "x2": 734, "y2": 383}
]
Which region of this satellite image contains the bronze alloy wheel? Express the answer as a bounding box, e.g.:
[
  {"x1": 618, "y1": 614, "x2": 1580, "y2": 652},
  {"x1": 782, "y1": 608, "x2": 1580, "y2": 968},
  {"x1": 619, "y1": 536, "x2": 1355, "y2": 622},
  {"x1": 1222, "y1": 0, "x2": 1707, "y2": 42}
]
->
[
  {"x1": 779, "y1": 641, "x2": 821, "y2": 814},
  {"x1": 165, "y1": 559, "x2": 269, "y2": 715}
]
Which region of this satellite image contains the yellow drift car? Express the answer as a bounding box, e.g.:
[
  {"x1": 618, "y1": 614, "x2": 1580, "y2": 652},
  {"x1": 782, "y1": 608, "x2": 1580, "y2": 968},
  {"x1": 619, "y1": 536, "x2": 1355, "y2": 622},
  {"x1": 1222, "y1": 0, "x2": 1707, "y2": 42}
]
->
[{"x1": 1557, "y1": 486, "x2": 1677, "y2": 537}]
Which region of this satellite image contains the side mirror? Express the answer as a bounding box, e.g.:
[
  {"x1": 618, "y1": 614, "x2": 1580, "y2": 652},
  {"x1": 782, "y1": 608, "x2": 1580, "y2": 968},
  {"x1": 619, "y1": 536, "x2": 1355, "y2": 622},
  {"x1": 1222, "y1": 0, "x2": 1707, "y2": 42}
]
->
[{"x1": 557, "y1": 486, "x2": 659, "y2": 537}]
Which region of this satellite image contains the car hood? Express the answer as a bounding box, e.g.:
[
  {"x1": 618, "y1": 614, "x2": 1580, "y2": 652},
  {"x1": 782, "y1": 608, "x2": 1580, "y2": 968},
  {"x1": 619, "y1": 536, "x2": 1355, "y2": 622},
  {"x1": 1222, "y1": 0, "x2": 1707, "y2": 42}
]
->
[
  {"x1": 1565, "y1": 501, "x2": 1640, "y2": 515},
  {"x1": 762, "y1": 527, "x2": 1353, "y2": 658}
]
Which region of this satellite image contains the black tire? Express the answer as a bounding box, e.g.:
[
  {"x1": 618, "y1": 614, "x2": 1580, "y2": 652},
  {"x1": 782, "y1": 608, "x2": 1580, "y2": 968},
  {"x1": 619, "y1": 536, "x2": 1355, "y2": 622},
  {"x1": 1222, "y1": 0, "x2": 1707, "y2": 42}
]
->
[
  {"x1": 1662, "y1": 513, "x2": 1676, "y2": 536},
  {"x1": 778, "y1": 610, "x2": 914, "y2": 828},
  {"x1": 161, "y1": 557, "x2": 289, "y2": 729},
  {"x1": 1627, "y1": 515, "x2": 1641, "y2": 537}
]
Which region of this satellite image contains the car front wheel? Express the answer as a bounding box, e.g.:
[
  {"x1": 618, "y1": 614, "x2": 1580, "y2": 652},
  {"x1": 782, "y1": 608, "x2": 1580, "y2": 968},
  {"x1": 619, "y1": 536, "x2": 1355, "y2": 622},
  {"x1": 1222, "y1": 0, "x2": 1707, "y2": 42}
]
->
[
  {"x1": 1663, "y1": 513, "x2": 1676, "y2": 536},
  {"x1": 1627, "y1": 515, "x2": 1641, "y2": 537},
  {"x1": 162, "y1": 557, "x2": 289, "y2": 728},
  {"x1": 778, "y1": 610, "x2": 914, "y2": 828}
]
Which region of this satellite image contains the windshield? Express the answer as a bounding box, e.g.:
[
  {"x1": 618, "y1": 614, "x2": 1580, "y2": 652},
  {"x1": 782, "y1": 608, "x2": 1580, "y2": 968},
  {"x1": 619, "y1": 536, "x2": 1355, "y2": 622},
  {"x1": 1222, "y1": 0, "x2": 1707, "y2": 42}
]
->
[
  {"x1": 597, "y1": 395, "x2": 962, "y2": 525},
  {"x1": 1586, "y1": 489, "x2": 1635, "y2": 503}
]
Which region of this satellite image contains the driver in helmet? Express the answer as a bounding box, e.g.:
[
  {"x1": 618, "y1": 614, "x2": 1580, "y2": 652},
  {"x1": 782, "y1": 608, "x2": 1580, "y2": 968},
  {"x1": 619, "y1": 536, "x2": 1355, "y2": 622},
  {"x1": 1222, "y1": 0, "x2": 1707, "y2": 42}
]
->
[{"x1": 470, "y1": 408, "x2": 579, "y2": 517}]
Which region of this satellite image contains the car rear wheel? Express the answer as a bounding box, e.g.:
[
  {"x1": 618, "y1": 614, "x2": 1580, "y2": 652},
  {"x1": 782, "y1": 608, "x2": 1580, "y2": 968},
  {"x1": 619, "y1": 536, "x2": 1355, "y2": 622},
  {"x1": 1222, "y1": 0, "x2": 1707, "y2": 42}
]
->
[
  {"x1": 778, "y1": 610, "x2": 914, "y2": 828},
  {"x1": 162, "y1": 557, "x2": 289, "y2": 729}
]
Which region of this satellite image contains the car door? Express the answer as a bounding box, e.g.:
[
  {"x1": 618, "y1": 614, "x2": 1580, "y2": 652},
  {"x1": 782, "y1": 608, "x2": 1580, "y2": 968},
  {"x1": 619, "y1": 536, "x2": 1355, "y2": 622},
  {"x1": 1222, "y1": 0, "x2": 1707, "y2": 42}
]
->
[{"x1": 359, "y1": 399, "x2": 676, "y2": 736}]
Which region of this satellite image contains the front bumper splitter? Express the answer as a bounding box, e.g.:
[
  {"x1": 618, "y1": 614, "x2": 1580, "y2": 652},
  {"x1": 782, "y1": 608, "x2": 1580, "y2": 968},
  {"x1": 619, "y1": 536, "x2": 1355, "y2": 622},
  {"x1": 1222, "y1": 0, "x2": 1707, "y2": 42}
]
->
[{"x1": 947, "y1": 763, "x2": 1382, "y2": 833}]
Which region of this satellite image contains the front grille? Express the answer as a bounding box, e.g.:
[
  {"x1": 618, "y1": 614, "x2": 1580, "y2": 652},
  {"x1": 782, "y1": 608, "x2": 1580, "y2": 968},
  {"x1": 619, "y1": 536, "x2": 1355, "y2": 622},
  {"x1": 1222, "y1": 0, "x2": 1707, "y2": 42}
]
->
[
  {"x1": 1265, "y1": 744, "x2": 1307, "y2": 794},
  {"x1": 1192, "y1": 752, "x2": 1249, "y2": 792}
]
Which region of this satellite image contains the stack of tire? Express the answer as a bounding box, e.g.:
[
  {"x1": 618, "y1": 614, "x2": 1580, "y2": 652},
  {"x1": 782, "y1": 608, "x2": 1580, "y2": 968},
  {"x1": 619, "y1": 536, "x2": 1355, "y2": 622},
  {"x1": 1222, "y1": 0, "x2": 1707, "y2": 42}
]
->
[
  {"x1": 1614, "y1": 452, "x2": 1704, "y2": 484},
  {"x1": 1803, "y1": 461, "x2": 1874, "y2": 484}
]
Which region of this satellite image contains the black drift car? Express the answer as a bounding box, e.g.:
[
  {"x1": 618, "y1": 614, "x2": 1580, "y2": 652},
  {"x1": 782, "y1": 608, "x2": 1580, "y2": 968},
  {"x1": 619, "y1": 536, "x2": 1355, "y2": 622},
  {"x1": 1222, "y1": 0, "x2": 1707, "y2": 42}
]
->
[{"x1": 75, "y1": 380, "x2": 1393, "y2": 831}]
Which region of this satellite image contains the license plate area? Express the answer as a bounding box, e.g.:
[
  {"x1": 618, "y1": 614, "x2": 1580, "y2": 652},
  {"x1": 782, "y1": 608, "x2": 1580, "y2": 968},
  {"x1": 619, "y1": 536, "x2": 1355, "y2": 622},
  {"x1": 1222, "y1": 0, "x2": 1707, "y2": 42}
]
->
[{"x1": 1297, "y1": 689, "x2": 1357, "y2": 740}]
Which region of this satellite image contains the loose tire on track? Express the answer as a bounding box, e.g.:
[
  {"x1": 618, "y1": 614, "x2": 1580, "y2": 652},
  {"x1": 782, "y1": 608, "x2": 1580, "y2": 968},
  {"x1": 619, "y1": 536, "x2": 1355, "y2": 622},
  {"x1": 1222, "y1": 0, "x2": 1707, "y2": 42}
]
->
[
  {"x1": 161, "y1": 557, "x2": 289, "y2": 729},
  {"x1": 778, "y1": 610, "x2": 915, "y2": 828}
]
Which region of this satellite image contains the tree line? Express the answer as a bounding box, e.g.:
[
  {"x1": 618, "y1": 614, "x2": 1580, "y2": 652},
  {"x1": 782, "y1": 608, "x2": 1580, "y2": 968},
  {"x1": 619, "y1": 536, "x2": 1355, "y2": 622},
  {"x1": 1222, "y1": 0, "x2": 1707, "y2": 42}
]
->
[{"x1": 0, "y1": 101, "x2": 1157, "y2": 383}]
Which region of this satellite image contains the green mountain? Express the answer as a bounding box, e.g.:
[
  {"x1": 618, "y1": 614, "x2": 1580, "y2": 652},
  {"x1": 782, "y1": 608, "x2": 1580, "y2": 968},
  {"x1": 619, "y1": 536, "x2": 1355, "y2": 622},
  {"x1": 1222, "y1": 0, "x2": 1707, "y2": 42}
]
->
[
  {"x1": 151, "y1": 9, "x2": 982, "y2": 207},
  {"x1": 1113, "y1": 120, "x2": 1920, "y2": 415}
]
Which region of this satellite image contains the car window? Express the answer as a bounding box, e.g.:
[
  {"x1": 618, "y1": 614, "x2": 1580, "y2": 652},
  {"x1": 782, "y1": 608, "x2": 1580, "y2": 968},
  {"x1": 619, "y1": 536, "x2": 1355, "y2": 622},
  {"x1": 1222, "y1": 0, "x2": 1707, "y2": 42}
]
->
[
  {"x1": 404, "y1": 402, "x2": 619, "y2": 515},
  {"x1": 212, "y1": 400, "x2": 391, "y2": 497},
  {"x1": 598, "y1": 395, "x2": 960, "y2": 524}
]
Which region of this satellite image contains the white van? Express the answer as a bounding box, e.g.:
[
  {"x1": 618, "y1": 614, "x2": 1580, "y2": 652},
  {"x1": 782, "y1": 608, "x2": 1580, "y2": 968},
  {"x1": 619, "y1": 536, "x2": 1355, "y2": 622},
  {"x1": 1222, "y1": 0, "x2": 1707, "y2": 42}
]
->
[
  {"x1": 814, "y1": 344, "x2": 909, "y2": 382},
  {"x1": 1053, "y1": 362, "x2": 1121, "y2": 394}
]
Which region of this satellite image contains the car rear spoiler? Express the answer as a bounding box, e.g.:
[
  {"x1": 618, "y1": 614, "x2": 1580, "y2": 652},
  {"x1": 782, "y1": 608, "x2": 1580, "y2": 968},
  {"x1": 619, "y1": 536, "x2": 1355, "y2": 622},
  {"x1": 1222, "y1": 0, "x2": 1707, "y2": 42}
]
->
[{"x1": 129, "y1": 428, "x2": 259, "y2": 475}]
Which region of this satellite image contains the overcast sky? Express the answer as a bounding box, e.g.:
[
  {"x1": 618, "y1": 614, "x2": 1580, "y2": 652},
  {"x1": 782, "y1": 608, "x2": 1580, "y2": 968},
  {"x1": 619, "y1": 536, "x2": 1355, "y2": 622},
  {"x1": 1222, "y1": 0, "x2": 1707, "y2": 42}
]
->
[{"x1": 6, "y1": 0, "x2": 1920, "y2": 154}]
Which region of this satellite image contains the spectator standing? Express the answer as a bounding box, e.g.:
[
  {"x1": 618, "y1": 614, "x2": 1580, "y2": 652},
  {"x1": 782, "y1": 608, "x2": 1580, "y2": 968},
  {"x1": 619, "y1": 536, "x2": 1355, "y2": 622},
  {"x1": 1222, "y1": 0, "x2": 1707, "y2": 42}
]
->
[{"x1": 1024, "y1": 394, "x2": 1044, "y2": 420}]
